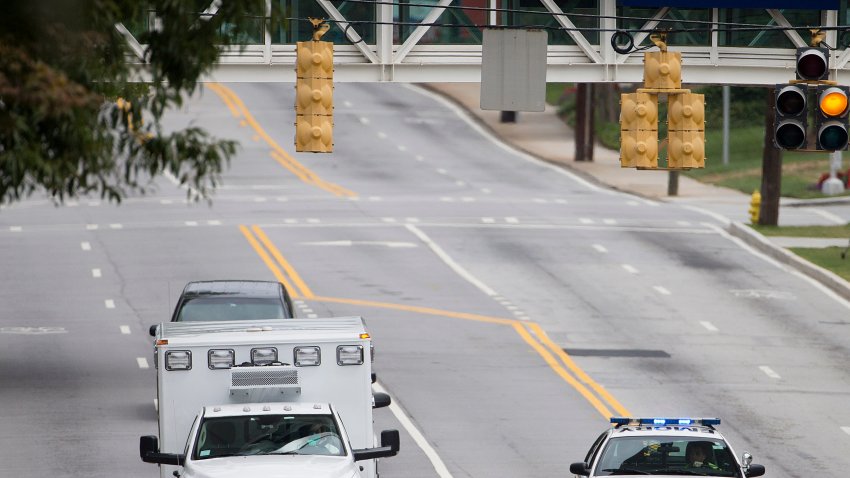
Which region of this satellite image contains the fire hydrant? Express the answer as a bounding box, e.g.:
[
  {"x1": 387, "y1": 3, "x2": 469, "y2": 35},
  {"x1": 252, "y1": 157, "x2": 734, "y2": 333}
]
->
[{"x1": 749, "y1": 190, "x2": 761, "y2": 224}]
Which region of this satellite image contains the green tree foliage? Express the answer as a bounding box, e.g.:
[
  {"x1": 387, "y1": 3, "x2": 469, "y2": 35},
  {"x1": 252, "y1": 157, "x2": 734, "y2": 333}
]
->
[{"x1": 0, "y1": 0, "x2": 268, "y2": 204}]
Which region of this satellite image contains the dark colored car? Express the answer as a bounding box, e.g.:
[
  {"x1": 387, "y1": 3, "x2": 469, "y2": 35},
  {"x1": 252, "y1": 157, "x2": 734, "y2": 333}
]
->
[{"x1": 150, "y1": 280, "x2": 294, "y2": 336}]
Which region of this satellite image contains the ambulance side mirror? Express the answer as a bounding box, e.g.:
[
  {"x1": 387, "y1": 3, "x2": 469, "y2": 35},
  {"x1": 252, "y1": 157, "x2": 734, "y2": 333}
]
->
[
  {"x1": 149, "y1": 324, "x2": 158, "y2": 337},
  {"x1": 352, "y1": 429, "x2": 400, "y2": 461},
  {"x1": 140, "y1": 435, "x2": 185, "y2": 466},
  {"x1": 373, "y1": 392, "x2": 391, "y2": 409}
]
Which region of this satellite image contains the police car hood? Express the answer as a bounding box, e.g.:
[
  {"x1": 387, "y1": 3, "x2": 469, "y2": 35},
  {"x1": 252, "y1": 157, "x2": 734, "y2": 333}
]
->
[{"x1": 187, "y1": 454, "x2": 356, "y2": 478}]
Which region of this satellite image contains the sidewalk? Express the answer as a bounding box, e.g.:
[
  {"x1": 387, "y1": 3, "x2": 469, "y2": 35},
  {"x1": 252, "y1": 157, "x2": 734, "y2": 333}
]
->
[{"x1": 426, "y1": 82, "x2": 850, "y2": 301}]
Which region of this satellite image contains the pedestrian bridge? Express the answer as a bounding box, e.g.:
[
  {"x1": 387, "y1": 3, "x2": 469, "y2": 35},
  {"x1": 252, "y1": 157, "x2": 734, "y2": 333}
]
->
[{"x1": 120, "y1": 1, "x2": 850, "y2": 85}]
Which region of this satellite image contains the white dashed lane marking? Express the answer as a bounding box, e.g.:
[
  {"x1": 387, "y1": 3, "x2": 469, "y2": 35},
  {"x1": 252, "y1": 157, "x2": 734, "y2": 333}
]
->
[
  {"x1": 505, "y1": 217, "x2": 519, "y2": 224},
  {"x1": 109, "y1": 224, "x2": 123, "y2": 229},
  {"x1": 92, "y1": 269, "x2": 102, "y2": 278},
  {"x1": 653, "y1": 286, "x2": 671, "y2": 295},
  {"x1": 86, "y1": 224, "x2": 98, "y2": 230},
  {"x1": 759, "y1": 366, "x2": 781, "y2": 379},
  {"x1": 841, "y1": 426, "x2": 850, "y2": 436},
  {"x1": 185, "y1": 221, "x2": 198, "y2": 226},
  {"x1": 120, "y1": 326, "x2": 131, "y2": 335},
  {"x1": 592, "y1": 244, "x2": 608, "y2": 253},
  {"x1": 81, "y1": 242, "x2": 91, "y2": 251},
  {"x1": 10, "y1": 226, "x2": 22, "y2": 232},
  {"x1": 622, "y1": 264, "x2": 639, "y2": 274},
  {"x1": 137, "y1": 357, "x2": 150, "y2": 369},
  {"x1": 105, "y1": 299, "x2": 116, "y2": 309},
  {"x1": 700, "y1": 321, "x2": 719, "y2": 332}
]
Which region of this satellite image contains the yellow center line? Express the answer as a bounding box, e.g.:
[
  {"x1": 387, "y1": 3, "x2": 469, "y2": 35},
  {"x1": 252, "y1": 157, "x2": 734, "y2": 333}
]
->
[
  {"x1": 526, "y1": 322, "x2": 631, "y2": 417},
  {"x1": 238, "y1": 225, "x2": 300, "y2": 299},
  {"x1": 251, "y1": 225, "x2": 315, "y2": 299},
  {"x1": 207, "y1": 82, "x2": 356, "y2": 198},
  {"x1": 239, "y1": 228, "x2": 627, "y2": 420},
  {"x1": 512, "y1": 322, "x2": 614, "y2": 419},
  {"x1": 311, "y1": 295, "x2": 517, "y2": 326}
]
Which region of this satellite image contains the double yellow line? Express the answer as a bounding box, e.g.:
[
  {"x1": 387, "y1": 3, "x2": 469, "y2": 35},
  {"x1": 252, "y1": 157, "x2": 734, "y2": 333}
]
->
[
  {"x1": 207, "y1": 83, "x2": 356, "y2": 198},
  {"x1": 239, "y1": 225, "x2": 314, "y2": 299},
  {"x1": 240, "y1": 224, "x2": 631, "y2": 420}
]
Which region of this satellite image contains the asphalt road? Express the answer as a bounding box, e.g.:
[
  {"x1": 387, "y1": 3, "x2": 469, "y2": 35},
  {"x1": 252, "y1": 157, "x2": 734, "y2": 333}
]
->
[{"x1": 1, "y1": 82, "x2": 849, "y2": 478}]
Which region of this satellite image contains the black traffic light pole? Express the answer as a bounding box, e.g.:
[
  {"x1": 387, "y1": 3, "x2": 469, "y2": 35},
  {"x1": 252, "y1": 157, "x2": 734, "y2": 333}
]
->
[{"x1": 761, "y1": 88, "x2": 782, "y2": 226}]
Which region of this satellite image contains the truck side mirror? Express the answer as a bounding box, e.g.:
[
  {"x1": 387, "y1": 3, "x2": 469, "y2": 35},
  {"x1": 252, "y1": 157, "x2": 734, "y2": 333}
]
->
[
  {"x1": 569, "y1": 462, "x2": 590, "y2": 476},
  {"x1": 139, "y1": 435, "x2": 185, "y2": 466},
  {"x1": 380, "y1": 429, "x2": 400, "y2": 453},
  {"x1": 745, "y1": 464, "x2": 766, "y2": 477},
  {"x1": 352, "y1": 429, "x2": 400, "y2": 461},
  {"x1": 373, "y1": 392, "x2": 391, "y2": 409}
]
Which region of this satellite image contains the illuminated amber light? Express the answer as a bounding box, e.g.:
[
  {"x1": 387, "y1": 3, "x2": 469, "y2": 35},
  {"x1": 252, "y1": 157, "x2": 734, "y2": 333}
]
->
[{"x1": 821, "y1": 90, "x2": 848, "y2": 117}]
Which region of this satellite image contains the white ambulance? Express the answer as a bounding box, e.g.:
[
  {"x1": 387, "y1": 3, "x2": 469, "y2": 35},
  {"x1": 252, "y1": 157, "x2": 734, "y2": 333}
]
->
[{"x1": 138, "y1": 317, "x2": 398, "y2": 478}]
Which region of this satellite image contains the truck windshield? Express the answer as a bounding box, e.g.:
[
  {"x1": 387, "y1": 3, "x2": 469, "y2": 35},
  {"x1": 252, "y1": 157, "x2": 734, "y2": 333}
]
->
[
  {"x1": 176, "y1": 297, "x2": 286, "y2": 322},
  {"x1": 595, "y1": 437, "x2": 740, "y2": 477},
  {"x1": 193, "y1": 414, "x2": 345, "y2": 460}
]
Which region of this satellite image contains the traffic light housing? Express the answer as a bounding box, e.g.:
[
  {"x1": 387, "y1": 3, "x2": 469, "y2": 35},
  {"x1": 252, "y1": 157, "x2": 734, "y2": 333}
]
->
[
  {"x1": 796, "y1": 47, "x2": 829, "y2": 81},
  {"x1": 620, "y1": 92, "x2": 659, "y2": 168},
  {"x1": 295, "y1": 40, "x2": 334, "y2": 153},
  {"x1": 667, "y1": 92, "x2": 705, "y2": 169},
  {"x1": 773, "y1": 84, "x2": 808, "y2": 150},
  {"x1": 643, "y1": 51, "x2": 682, "y2": 90},
  {"x1": 815, "y1": 84, "x2": 849, "y2": 151}
]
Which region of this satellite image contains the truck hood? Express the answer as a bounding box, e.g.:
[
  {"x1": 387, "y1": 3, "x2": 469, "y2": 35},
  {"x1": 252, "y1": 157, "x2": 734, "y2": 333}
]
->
[{"x1": 185, "y1": 455, "x2": 357, "y2": 478}]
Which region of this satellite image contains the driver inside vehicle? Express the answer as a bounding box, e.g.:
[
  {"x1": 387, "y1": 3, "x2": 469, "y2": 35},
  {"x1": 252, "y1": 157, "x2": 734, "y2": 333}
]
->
[{"x1": 686, "y1": 441, "x2": 719, "y2": 469}]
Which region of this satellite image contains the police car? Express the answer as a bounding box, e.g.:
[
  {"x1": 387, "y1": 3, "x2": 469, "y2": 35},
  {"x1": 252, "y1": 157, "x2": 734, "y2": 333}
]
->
[{"x1": 570, "y1": 418, "x2": 766, "y2": 477}]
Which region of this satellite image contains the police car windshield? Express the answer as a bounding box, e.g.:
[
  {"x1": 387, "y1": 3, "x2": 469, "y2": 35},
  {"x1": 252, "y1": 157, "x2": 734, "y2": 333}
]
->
[
  {"x1": 177, "y1": 297, "x2": 286, "y2": 322},
  {"x1": 595, "y1": 437, "x2": 740, "y2": 477},
  {"x1": 193, "y1": 414, "x2": 345, "y2": 460}
]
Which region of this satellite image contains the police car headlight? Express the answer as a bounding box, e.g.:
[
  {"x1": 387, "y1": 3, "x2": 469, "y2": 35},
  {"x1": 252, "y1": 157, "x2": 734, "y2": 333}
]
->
[
  {"x1": 165, "y1": 350, "x2": 192, "y2": 371},
  {"x1": 294, "y1": 346, "x2": 321, "y2": 366},
  {"x1": 251, "y1": 347, "x2": 278, "y2": 365},
  {"x1": 337, "y1": 345, "x2": 363, "y2": 365},
  {"x1": 208, "y1": 349, "x2": 235, "y2": 369}
]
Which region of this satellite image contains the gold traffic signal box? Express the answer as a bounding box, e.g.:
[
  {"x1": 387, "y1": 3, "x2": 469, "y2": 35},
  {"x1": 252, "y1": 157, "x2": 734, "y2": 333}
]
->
[{"x1": 295, "y1": 40, "x2": 334, "y2": 153}]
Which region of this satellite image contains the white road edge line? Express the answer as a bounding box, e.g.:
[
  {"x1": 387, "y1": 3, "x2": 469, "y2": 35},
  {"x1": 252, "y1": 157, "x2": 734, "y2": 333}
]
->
[
  {"x1": 406, "y1": 224, "x2": 498, "y2": 297},
  {"x1": 759, "y1": 365, "x2": 781, "y2": 379},
  {"x1": 704, "y1": 223, "x2": 850, "y2": 312},
  {"x1": 699, "y1": 321, "x2": 719, "y2": 332},
  {"x1": 373, "y1": 381, "x2": 453, "y2": 478},
  {"x1": 137, "y1": 357, "x2": 150, "y2": 369},
  {"x1": 404, "y1": 83, "x2": 612, "y2": 195}
]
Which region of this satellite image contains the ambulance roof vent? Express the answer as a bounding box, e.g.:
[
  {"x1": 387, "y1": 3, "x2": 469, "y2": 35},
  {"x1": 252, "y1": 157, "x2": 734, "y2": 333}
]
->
[{"x1": 230, "y1": 365, "x2": 299, "y2": 390}]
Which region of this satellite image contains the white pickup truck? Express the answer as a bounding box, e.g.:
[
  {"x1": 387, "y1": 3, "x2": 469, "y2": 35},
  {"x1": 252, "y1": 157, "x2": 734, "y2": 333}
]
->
[{"x1": 141, "y1": 402, "x2": 398, "y2": 478}]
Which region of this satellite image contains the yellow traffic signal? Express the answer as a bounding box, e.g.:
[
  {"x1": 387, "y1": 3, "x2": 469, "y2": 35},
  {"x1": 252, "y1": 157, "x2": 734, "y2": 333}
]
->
[
  {"x1": 643, "y1": 51, "x2": 681, "y2": 90},
  {"x1": 667, "y1": 92, "x2": 705, "y2": 169},
  {"x1": 620, "y1": 92, "x2": 658, "y2": 168},
  {"x1": 815, "y1": 85, "x2": 849, "y2": 151},
  {"x1": 295, "y1": 40, "x2": 334, "y2": 153}
]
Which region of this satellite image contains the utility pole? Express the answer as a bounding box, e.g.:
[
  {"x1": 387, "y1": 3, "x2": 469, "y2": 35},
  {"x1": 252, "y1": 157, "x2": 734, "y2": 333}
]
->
[
  {"x1": 760, "y1": 87, "x2": 782, "y2": 226},
  {"x1": 575, "y1": 83, "x2": 595, "y2": 162}
]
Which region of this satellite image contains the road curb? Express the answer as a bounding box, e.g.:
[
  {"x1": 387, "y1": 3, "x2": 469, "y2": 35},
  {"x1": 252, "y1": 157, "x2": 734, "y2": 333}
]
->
[{"x1": 727, "y1": 221, "x2": 850, "y2": 302}]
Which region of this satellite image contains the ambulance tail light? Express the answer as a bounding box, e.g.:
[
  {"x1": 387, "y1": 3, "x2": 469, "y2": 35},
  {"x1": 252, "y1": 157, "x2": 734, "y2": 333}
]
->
[
  {"x1": 294, "y1": 346, "x2": 321, "y2": 366},
  {"x1": 337, "y1": 345, "x2": 364, "y2": 365},
  {"x1": 251, "y1": 347, "x2": 278, "y2": 365},
  {"x1": 165, "y1": 350, "x2": 192, "y2": 371},
  {"x1": 208, "y1": 349, "x2": 235, "y2": 369}
]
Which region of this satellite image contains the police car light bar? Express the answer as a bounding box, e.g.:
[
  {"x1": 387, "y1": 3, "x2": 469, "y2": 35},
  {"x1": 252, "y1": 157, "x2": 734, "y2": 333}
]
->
[{"x1": 610, "y1": 417, "x2": 721, "y2": 426}]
